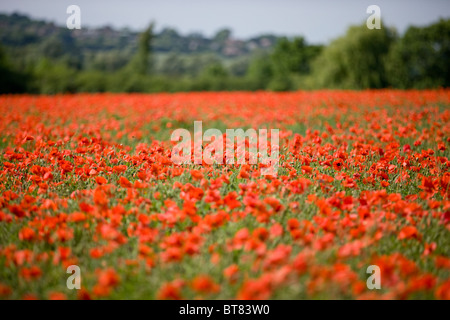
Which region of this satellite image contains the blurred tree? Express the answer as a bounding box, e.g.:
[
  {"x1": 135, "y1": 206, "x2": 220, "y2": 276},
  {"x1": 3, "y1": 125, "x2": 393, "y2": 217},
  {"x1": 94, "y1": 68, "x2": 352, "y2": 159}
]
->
[
  {"x1": 74, "y1": 70, "x2": 107, "y2": 92},
  {"x1": 184, "y1": 53, "x2": 221, "y2": 76},
  {"x1": 154, "y1": 28, "x2": 183, "y2": 52},
  {"x1": 127, "y1": 22, "x2": 155, "y2": 75},
  {"x1": 159, "y1": 52, "x2": 187, "y2": 76},
  {"x1": 268, "y1": 37, "x2": 322, "y2": 90},
  {"x1": 194, "y1": 62, "x2": 229, "y2": 91},
  {"x1": 33, "y1": 58, "x2": 77, "y2": 94},
  {"x1": 86, "y1": 50, "x2": 130, "y2": 72},
  {"x1": 0, "y1": 46, "x2": 30, "y2": 93},
  {"x1": 311, "y1": 23, "x2": 396, "y2": 89},
  {"x1": 245, "y1": 53, "x2": 273, "y2": 90},
  {"x1": 229, "y1": 57, "x2": 250, "y2": 77},
  {"x1": 271, "y1": 37, "x2": 321, "y2": 74},
  {"x1": 212, "y1": 29, "x2": 232, "y2": 54},
  {"x1": 203, "y1": 63, "x2": 228, "y2": 78},
  {"x1": 386, "y1": 19, "x2": 450, "y2": 88},
  {"x1": 213, "y1": 29, "x2": 231, "y2": 43},
  {"x1": 40, "y1": 36, "x2": 64, "y2": 59}
]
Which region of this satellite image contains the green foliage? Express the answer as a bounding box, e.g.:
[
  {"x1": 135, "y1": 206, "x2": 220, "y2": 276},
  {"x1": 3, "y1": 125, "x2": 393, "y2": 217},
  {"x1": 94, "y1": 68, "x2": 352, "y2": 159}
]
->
[
  {"x1": 311, "y1": 23, "x2": 396, "y2": 89},
  {"x1": 385, "y1": 19, "x2": 450, "y2": 89},
  {"x1": 228, "y1": 57, "x2": 250, "y2": 77},
  {"x1": 245, "y1": 53, "x2": 274, "y2": 90},
  {"x1": 127, "y1": 23, "x2": 154, "y2": 75},
  {"x1": 32, "y1": 58, "x2": 77, "y2": 94},
  {"x1": 0, "y1": 46, "x2": 30, "y2": 93},
  {"x1": 158, "y1": 52, "x2": 187, "y2": 76},
  {"x1": 263, "y1": 37, "x2": 322, "y2": 91},
  {"x1": 271, "y1": 37, "x2": 321, "y2": 75},
  {"x1": 74, "y1": 71, "x2": 108, "y2": 92},
  {"x1": 0, "y1": 13, "x2": 449, "y2": 94},
  {"x1": 84, "y1": 50, "x2": 130, "y2": 72}
]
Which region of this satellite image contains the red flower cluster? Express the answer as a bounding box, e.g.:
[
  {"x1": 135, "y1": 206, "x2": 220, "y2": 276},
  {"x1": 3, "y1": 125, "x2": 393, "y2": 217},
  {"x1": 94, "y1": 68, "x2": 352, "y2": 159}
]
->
[{"x1": 0, "y1": 90, "x2": 449, "y2": 299}]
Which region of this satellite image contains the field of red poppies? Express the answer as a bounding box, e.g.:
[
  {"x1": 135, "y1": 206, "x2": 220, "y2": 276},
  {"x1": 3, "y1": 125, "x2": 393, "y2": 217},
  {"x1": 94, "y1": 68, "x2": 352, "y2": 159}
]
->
[{"x1": 0, "y1": 90, "x2": 449, "y2": 300}]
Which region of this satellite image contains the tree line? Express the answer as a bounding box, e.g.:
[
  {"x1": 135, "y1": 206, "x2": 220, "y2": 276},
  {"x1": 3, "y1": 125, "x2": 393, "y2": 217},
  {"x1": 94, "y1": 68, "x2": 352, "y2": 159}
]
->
[{"x1": 0, "y1": 16, "x2": 449, "y2": 94}]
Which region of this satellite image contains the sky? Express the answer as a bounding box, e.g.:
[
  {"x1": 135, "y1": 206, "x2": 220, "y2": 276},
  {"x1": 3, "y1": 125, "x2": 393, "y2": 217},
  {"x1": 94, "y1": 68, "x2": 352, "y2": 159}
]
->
[{"x1": 0, "y1": 0, "x2": 449, "y2": 43}]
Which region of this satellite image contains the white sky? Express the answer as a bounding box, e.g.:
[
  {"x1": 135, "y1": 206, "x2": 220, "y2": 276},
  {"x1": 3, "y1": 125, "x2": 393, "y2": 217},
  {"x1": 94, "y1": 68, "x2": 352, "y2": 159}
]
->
[{"x1": 0, "y1": 0, "x2": 449, "y2": 43}]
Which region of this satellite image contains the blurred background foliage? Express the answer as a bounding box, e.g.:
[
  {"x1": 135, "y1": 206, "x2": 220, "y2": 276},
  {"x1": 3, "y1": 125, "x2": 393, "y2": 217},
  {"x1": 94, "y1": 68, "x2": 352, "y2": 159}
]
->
[{"x1": 0, "y1": 13, "x2": 448, "y2": 94}]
